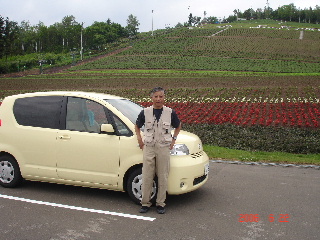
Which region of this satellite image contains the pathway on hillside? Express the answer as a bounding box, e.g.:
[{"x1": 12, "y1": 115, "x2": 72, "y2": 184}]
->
[
  {"x1": 210, "y1": 26, "x2": 230, "y2": 37},
  {"x1": 0, "y1": 46, "x2": 132, "y2": 78}
]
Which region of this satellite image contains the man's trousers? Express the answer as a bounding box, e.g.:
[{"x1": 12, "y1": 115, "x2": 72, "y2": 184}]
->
[{"x1": 141, "y1": 143, "x2": 170, "y2": 207}]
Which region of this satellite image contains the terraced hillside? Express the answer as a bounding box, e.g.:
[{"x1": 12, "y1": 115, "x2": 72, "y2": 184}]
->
[{"x1": 72, "y1": 22, "x2": 320, "y2": 73}]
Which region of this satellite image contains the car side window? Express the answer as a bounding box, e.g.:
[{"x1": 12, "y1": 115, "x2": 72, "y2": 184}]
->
[
  {"x1": 66, "y1": 97, "x2": 108, "y2": 133},
  {"x1": 13, "y1": 96, "x2": 63, "y2": 129},
  {"x1": 111, "y1": 113, "x2": 133, "y2": 136}
]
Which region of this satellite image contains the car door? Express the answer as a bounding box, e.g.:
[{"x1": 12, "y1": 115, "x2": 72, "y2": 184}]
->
[
  {"x1": 56, "y1": 97, "x2": 120, "y2": 186},
  {"x1": 12, "y1": 95, "x2": 63, "y2": 179}
]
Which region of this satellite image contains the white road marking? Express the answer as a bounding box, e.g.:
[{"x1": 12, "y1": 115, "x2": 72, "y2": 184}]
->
[{"x1": 0, "y1": 194, "x2": 155, "y2": 221}]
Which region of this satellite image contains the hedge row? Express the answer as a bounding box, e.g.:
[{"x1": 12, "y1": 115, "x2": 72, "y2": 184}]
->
[{"x1": 182, "y1": 123, "x2": 320, "y2": 154}]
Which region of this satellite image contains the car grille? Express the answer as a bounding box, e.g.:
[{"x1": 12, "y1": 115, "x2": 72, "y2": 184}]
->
[
  {"x1": 191, "y1": 151, "x2": 204, "y2": 159},
  {"x1": 193, "y1": 174, "x2": 207, "y2": 186}
]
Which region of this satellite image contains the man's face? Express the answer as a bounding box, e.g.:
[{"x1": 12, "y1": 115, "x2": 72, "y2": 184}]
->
[{"x1": 151, "y1": 90, "x2": 165, "y2": 109}]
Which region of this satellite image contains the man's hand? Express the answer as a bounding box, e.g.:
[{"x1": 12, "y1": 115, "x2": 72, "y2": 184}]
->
[
  {"x1": 170, "y1": 123, "x2": 181, "y2": 150},
  {"x1": 169, "y1": 139, "x2": 176, "y2": 150},
  {"x1": 135, "y1": 124, "x2": 144, "y2": 150},
  {"x1": 138, "y1": 138, "x2": 144, "y2": 150}
]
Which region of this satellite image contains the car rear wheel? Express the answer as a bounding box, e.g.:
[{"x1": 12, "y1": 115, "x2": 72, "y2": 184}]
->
[
  {"x1": 127, "y1": 167, "x2": 157, "y2": 205},
  {"x1": 0, "y1": 155, "x2": 22, "y2": 188}
]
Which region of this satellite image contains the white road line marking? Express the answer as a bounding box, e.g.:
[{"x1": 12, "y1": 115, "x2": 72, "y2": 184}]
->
[{"x1": 0, "y1": 194, "x2": 155, "y2": 221}]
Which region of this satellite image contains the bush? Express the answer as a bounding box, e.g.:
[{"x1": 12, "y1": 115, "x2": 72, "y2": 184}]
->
[{"x1": 183, "y1": 123, "x2": 320, "y2": 154}]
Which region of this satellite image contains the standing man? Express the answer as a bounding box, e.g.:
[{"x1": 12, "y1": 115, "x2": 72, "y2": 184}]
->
[{"x1": 135, "y1": 87, "x2": 181, "y2": 214}]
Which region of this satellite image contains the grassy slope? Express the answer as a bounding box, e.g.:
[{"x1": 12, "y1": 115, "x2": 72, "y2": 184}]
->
[{"x1": 73, "y1": 20, "x2": 320, "y2": 73}]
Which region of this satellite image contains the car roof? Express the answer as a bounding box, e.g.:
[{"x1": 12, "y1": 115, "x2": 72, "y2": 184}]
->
[{"x1": 10, "y1": 91, "x2": 125, "y2": 101}]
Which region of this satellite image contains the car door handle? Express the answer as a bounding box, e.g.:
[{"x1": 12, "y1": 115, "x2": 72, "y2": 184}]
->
[{"x1": 58, "y1": 135, "x2": 71, "y2": 140}]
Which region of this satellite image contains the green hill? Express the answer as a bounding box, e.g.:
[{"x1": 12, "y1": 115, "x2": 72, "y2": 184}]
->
[{"x1": 72, "y1": 20, "x2": 320, "y2": 73}]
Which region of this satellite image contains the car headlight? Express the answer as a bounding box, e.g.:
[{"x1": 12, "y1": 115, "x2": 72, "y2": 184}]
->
[{"x1": 170, "y1": 144, "x2": 190, "y2": 156}]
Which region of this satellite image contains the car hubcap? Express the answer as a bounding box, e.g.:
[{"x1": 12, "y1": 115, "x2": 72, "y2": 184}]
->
[
  {"x1": 0, "y1": 161, "x2": 14, "y2": 184},
  {"x1": 131, "y1": 174, "x2": 156, "y2": 201}
]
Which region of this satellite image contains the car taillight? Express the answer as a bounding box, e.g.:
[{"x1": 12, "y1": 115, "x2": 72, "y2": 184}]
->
[{"x1": 0, "y1": 119, "x2": 2, "y2": 126}]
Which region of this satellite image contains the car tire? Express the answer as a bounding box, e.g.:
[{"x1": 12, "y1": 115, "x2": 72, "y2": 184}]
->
[
  {"x1": 0, "y1": 155, "x2": 22, "y2": 188},
  {"x1": 127, "y1": 167, "x2": 157, "y2": 205}
]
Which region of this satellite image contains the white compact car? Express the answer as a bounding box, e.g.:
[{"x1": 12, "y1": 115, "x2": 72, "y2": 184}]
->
[{"x1": 0, "y1": 91, "x2": 209, "y2": 203}]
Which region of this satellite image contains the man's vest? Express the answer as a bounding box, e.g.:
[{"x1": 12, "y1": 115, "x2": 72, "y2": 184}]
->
[{"x1": 143, "y1": 106, "x2": 172, "y2": 147}]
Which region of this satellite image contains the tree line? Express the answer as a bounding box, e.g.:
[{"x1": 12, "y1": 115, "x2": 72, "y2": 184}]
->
[
  {"x1": 0, "y1": 15, "x2": 140, "y2": 59},
  {"x1": 178, "y1": 3, "x2": 320, "y2": 27},
  {"x1": 229, "y1": 3, "x2": 320, "y2": 23}
]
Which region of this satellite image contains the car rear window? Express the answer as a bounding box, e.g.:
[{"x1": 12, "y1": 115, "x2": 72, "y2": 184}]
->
[{"x1": 13, "y1": 96, "x2": 63, "y2": 129}]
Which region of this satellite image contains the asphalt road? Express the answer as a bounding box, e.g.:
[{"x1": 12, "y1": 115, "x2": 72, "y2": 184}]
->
[{"x1": 0, "y1": 162, "x2": 319, "y2": 240}]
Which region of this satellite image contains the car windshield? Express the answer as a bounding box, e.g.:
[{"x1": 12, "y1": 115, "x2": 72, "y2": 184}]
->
[{"x1": 105, "y1": 99, "x2": 143, "y2": 124}]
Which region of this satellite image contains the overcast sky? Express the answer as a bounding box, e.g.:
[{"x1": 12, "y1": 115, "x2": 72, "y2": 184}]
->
[{"x1": 1, "y1": 0, "x2": 319, "y2": 32}]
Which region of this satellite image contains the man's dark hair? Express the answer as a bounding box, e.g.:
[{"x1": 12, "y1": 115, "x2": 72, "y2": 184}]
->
[{"x1": 150, "y1": 87, "x2": 166, "y2": 95}]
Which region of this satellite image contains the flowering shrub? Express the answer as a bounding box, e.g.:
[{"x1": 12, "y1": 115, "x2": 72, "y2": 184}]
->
[
  {"x1": 136, "y1": 97, "x2": 320, "y2": 154},
  {"x1": 138, "y1": 101, "x2": 320, "y2": 128}
]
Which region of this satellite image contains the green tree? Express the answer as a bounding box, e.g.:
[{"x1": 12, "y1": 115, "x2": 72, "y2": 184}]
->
[
  {"x1": 0, "y1": 16, "x2": 5, "y2": 58},
  {"x1": 233, "y1": 9, "x2": 242, "y2": 19},
  {"x1": 243, "y1": 8, "x2": 255, "y2": 20},
  {"x1": 264, "y1": 6, "x2": 272, "y2": 19},
  {"x1": 126, "y1": 14, "x2": 140, "y2": 38},
  {"x1": 206, "y1": 16, "x2": 218, "y2": 24},
  {"x1": 59, "y1": 15, "x2": 81, "y2": 51},
  {"x1": 3, "y1": 18, "x2": 20, "y2": 57},
  {"x1": 19, "y1": 20, "x2": 32, "y2": 53},
  {"x1": 46, "y1": 24, "x2": 64, "y2": 52},
  {"x1": 85, "y1": 20, "x2": 127, "y2": 50},
  {"x1": 175, "y1": 22, "x2": 184, "y2": 28},
  {"x1": 187, "y1": 13, "x2": 201, "y2": 27},
  {"x1": 315, "y1": 5, "x2": 320, "y2": 24},
  {"x1": 188, "y1": 13, "x2": 193, "y2": 26},
  {"x1": 277, "y1": 4, "x2": 297, "y2": 21},
  {"x1": 226, "y1": 15, "x2": 237, "y2": 22},
  {"x1": 256, "y1": 8, "x2": 263, "y2": 19},
  {"x1": 193, "y1": 16, "x2": 202, "y2": 26}
]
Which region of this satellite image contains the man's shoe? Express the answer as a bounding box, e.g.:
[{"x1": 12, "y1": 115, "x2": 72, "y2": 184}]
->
[
  {"x1": 156, "y1": 206, "x2": 166, "y2": 214},
  {"x1": 139, "y1": 206, "x2": 150, "y2": 213}
]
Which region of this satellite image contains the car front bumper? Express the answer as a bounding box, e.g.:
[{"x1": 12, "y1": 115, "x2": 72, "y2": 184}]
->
[{"x1": 167, "y1": 151, "x2": 209, "y2": 195}]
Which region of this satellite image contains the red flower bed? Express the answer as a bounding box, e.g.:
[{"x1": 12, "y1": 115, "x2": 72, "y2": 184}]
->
[{"x1": 138, "y1": 102, "x2": 320, "y2": 128}]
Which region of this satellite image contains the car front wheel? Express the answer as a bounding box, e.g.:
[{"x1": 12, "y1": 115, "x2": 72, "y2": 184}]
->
[
  {"x1": 127, "y1": 167, "x2": 157, "y2": 205},
  {"x1": 0, "y1": 155, "x2": 22, "y2": 188}
]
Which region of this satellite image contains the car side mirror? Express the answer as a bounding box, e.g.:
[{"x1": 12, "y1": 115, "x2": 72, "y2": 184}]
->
[{"x1": 100, "y1": 124, "x2": 115, "y2": 133}]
